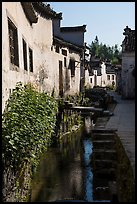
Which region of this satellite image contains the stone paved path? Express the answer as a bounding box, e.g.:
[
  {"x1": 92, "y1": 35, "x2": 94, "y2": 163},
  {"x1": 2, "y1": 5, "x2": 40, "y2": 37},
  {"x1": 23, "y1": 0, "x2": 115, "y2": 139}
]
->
[{"x1": 105, "y1": 91, "x2": 135, "y2": 178}]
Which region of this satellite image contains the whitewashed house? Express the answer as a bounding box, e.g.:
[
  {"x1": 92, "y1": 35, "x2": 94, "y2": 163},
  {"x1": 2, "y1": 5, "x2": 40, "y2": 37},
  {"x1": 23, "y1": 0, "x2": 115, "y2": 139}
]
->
[
  {"x1": 52, "y1": 16, "x2": 87, "y2": 96},
  {"x1": 2, "y1": 2, "x2": 62, "y2": 112},
  {"x1": 88, "y1": 57, "x2": 116, "y2": 88},
  {"x1": 121, "y1": 26, "x2": 135, "y2": 99},
  {"x1": 52, "y1": 36, "x2": 83, "y2": 97},
  {"x1": 2, "y1": 2, "x2": 88, "y2": 112}
]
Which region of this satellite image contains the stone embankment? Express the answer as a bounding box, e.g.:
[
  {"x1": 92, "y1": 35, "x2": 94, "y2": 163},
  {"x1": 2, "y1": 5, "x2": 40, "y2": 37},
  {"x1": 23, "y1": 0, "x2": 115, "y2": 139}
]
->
[{"x1": 91, "y1": 91, "x2": 135, "y2": 202}]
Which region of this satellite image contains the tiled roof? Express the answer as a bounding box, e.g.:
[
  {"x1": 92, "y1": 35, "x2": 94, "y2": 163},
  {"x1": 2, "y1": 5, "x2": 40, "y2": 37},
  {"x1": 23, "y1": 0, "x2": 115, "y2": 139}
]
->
[
  {"x1": 32, "y1": 2, "x2": 62, "y2": 19},
  {"x1": 53, "y1": 36, "x2": 83, "y2": 53},
  {"x1": 21, "y1": 2, "x2": 38, "y2": 24},
  {"x1": 60, "y1": 25, "x2": 86, "y2": 32},
  {"x1": 122, "y1": 26, "x2": 135, "y2": 52}
]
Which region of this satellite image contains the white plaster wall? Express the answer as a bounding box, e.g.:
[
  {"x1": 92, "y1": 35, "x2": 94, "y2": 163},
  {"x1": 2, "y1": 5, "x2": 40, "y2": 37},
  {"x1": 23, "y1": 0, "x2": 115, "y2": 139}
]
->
[
  {"x1": 51, "y1": 46, "x2": 81, "y2": 97},
  {"x1": 2, "y1": 2, "x2": 54, "y2": 112},
  {"x1": 101, "y1": 62, "x2": 107, "y2": 87},
  {"x1": 97, "y1": 76, "x2": 102, "y2": 86},
  {"x1": 105, "y1": 74, "x2": 116, "y2": 87},
  {"x1": 68, "y1": 51, "x2": 81, "y2": 95},
  {"x1": 85, "y1": 69, "x2": 90, "y2": 87}
]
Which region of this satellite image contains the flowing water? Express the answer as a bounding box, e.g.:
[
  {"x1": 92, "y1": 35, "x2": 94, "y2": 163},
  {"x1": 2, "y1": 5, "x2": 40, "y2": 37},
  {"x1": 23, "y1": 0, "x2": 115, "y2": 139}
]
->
[{"x1": 30, "y1": 116, "x2": 113, "y2": 202}]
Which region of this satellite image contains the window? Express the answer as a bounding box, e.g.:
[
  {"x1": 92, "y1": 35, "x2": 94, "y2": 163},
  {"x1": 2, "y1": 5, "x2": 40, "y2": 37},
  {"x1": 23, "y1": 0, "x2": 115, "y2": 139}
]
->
[
  {"x1": 107, "y1": 75, "x2": 110, "y2": 80},
  {"x1": 8, "y1": 18, "x2": 19, "y2": 66},
  {"x1": 112, "y1": 75, "x2": 114, "y2": 80},
  {"x1": 22, "y1": 39, "x2": 27, "y2": 71},
  {"x1": 55, "y1": 45, "x2": 60, "y2": 53},
  {"x1": 69, "y1": 59, "x2": 75, "y2": 77},
  {"x1": 62, "y1": 49, "x2": 67, "y2": 56},
  {"x1": 90, "y1": 78, "x2": 92, "y2": 83},
  {"x1": 29, "y1": 47, "x2": 33, "y2": 72},
  {"x1": 64, "y1": 57, "x2": 67, "y2": 67}
]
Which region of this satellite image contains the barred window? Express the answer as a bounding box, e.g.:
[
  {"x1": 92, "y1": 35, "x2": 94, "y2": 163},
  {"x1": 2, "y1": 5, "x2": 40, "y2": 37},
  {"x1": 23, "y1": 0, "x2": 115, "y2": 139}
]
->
[
  {"x1": 107, "y1": 75, "x2": 110, "y2": 80},
  {"x1": 29, "y1": 47, "x2": 33, "y2": 72},
  {"x1": 69, "y1": 59, "x2": 75, "y2": 77},
  {"x1": 22, "y1": 39, "x2": 27, "y2": 71},
  {"x1": 8, "y1": 18, "x2": 19, "y2": 66},
  {"x1": 64, "y1": 57, "x2": 67, "y2": 67},
  {"x1": 62, "y1": 49, "x2": 67, "y2": 56},
  {"x1": 55, "y1": 45, "x2": 60, "y2": 53}
]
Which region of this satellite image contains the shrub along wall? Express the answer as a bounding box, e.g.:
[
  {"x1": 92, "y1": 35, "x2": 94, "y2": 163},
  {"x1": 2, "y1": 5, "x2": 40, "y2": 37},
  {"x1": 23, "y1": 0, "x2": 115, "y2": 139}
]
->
[{"x1": 2, "y1": 82, "x2": 58, "y2": 202}]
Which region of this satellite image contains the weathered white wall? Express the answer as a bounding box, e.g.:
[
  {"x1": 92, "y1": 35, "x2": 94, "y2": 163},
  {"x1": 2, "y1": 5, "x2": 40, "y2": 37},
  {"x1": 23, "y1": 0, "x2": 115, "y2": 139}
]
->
[
  {"x1": 121, "y1": 52, "x2": 135, "y2": 98},
  {"x1": 85, "y1": 69, "x2": 90, "y2": 87},
  {"x1": 100, "y1": 62, "x2": 106, "y2": 87},
  {"x1": 51, "y1": 45, "x2": 81, "y2": 97},
  {"x1": 2, "y1": 2, "x2": 55, "y2": 112},
  {"x1": 2, "y1": 2, "x2": 84, "y2": 112},
  {"x1": 67, "y1": 51, "x2": 81, "y2": 96}
]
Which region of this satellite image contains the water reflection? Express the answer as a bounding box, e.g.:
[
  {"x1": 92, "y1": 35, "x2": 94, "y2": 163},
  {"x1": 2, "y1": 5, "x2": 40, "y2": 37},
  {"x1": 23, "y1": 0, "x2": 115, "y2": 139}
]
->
[
  {"x1": 30, "y1": 129, "x2": 85, "y2": 202},
  {"x1": 30, "y1": 118, "x2": 111, "y2": 202},
  {"x1": 83, "y1": 139, "x2": 93, "y2": 202}
]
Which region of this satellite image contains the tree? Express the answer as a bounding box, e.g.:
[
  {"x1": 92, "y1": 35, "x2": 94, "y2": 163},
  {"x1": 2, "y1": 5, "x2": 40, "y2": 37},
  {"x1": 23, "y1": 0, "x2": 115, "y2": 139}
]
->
[{"x1": 89, "y1": 36, "x2": 121, "y2": 64}]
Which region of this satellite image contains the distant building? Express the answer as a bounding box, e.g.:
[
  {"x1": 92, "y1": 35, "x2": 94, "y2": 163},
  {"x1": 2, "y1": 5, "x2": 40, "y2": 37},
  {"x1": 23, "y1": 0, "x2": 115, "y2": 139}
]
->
[
  {"x1": 121, "y1": 26, "x2": 135, "y2": 99},
  {"x1": 88, "y1": 57, "x2": 116, "y2": 88},
  {"x1": 52, "y1": 17, "x2": 87, "y2": 94},
  {"x1": 83, "y1": 44, "x2": 91, "y2": 89},
  {"x1": 52, "y1": 36, "x2": 83, "y2": 97}
]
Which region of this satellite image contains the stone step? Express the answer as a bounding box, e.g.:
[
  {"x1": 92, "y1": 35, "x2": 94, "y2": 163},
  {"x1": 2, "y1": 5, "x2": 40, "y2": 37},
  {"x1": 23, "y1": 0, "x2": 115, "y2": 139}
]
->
[
  {"x1": 91, "y1": 150, "x2": 117, "y2": 160},
  {"x1": 93, "y1": 178, "x2": 112, "y2": 201},
  {"x1": 94, "y1": 168, "x2": 116, "y2": 180},
  {"x1": 92, "y1": 159, "x2": 117, "y2": 169},
  {"x1": 92, "y1": 133, "x2": 115, "y2": 140},
  {"x1": 92, "y1": 128, "x2": 117, "y2": 133},
  {"x1": 92, "y1": 140, "x2": 116, "y2": 149},
  {"x1": 93, "y1": 186, "x2": 111, "y2": 201}
]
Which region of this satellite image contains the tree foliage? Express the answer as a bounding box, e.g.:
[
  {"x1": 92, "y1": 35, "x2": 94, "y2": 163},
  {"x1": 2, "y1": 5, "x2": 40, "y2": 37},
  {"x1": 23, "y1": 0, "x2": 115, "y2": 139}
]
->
[
  {"x1": 2, "y1": 82, "x2": 58, "y2": 172},
  {"x1": 89, "y1": 36, "x2": 122, "y2": 64}
]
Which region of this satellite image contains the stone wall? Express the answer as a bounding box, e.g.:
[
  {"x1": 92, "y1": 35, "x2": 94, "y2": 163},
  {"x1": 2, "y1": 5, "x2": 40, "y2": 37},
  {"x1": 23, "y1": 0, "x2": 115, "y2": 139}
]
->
[{"x1": 121, "y1": 52, "x2": 135, "y2": 98}]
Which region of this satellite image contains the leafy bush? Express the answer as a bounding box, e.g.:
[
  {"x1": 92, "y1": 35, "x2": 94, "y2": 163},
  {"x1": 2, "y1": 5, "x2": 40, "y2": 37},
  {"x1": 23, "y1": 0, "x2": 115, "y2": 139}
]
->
[{"x1": 2, "y1": 82, "x2": 58, "y2": 172}]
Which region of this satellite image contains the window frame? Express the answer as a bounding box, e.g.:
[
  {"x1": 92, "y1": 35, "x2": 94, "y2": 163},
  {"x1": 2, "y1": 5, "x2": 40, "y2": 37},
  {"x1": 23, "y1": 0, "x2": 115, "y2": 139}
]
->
[
  {"x1": 55, "y1": 45, "x2": 60, "y2": 53},
  {"x1": 29, "y1": 47, "x2": 33, "y2": 72},
  {"x1": 8, "y1": 17, "x2": 19, "y2": 67},
  {"x1": 64, "y1": 57, "x2": 67, "y2": 67},
  {"x1": 22, "y1": 38, "x2": 28, "y2": 71},
  {"x1": 69, "y1": 59, "x2": 75, "y2": 77},
  {"x1": 107, "y1": 75, "x2": 110, "y2": 80},
  {"x1": 112, "y1": 74, "x2": 114, "y2": 80},
  {"x1": 62, "y1": 49, "x2": 67, "y2": 56}
]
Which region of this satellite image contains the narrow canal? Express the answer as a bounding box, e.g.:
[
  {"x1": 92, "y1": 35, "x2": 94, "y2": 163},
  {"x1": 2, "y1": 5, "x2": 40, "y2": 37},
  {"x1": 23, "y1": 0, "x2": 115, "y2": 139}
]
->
[
  {"x1": 30, "y1": 115, "x2": 111, "y2": 202},
  {"x1": 29, "y1": 115, "x2": 134, "y2": 202}
]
